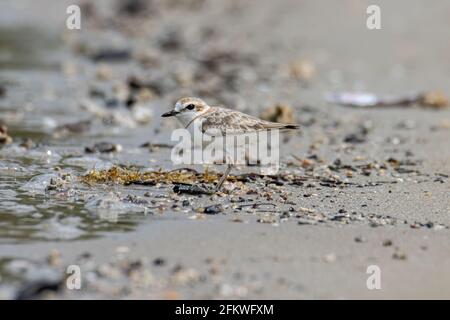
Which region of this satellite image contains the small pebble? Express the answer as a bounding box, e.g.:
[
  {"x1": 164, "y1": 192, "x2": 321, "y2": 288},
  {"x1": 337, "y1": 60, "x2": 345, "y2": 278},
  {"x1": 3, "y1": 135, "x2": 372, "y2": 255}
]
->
[
  {"x1": 153, "y1": 257, "x2": 166, "y2": 266},
  {"x1": 203, "y1": 204, "x2": 223, "y2": 215},
  {"x1": 323, "y1": 253, "x2": 337, "y2": 263}
]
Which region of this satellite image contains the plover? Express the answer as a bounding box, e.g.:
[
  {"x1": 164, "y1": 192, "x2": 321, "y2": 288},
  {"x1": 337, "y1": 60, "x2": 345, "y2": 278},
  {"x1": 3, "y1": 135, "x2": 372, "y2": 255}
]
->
[{"x1": 162, "y1": 97, "x2": 299, "y2": 191}]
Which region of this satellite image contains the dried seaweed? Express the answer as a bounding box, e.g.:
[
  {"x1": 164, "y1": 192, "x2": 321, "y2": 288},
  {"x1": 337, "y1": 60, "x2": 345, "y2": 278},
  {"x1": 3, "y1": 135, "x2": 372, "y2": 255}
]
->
[{"x1": 81, "y1": 166, "x2": 227, "y2": 186}]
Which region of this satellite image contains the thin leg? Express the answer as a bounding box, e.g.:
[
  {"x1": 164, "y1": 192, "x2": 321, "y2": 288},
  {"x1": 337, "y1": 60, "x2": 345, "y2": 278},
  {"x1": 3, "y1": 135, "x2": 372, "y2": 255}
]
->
[{"x1": 215, "y1": 164, "x2": 232, "y2": 192}]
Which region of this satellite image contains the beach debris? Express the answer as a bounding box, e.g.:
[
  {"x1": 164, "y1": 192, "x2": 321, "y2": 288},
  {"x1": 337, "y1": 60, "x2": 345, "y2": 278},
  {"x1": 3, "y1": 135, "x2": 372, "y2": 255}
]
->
[
  {"x1": 69, "y1": 157, "x2": 416, "y2": 195},
  {"x1": 257, "y1": 216, "x2": 278, "y2": 224},
  {"x1": 140, "y1": 142, "x2": 173, "y2": 152},
  {"x1": 153, "y1": 258, "x2": 166, "y2": 266},
  {"x1": 81, "y1": 166, "x2": 223, "y2": 187},
  {"x1": 323, "y1": 253, "x2": 337, "y2": 263},
  {"x1": 236, "y1": 203, "x2": 277, "y2": 210},
  {"x1": 173, "y1": 184, "x2": 214, "y2": 195},
  {"x1": 123, "y1": 194, "x2": 150, "y2": 206},
  {"x1": 85, "y1": 142, "x2": 122, "y2": 154},
  {"x1": 325, "y1": 90, "x2": 448, "y2": 109},
  {"x1": 0, "y1": 125, "x2": 13, "y2": 145},
  {"x1": 202, "y1": 204, "x2": 224, "y2": 215},
  {"x1": 45, "y1": 173, "x2": 72, "y2": 192},
  {"x1": 392, "y1": 249, "x2": 407, "y2": 260},
  {"x1": 90, "y1": 49, "x2": 131, "y2": 63},
  {"x1": 426, "y1": 222, "x2": 447, "y2": 230},
  {"x1": 291, "y1": 155, "x2": 315, "y2": 170},
  {"x1": 344, "y1": 124, "x2": 370, "y2": 144},
  {"x1": 260, "y1": 104, "x2": 295, "y2": 124},
  {"x1": 289, "y1": 59, "x2": 316, "y2": 81},
  {"x1": 382, "y1": 239, "x2": 393, "y2": 247},
  {"x1": 421, "y1": 90, "x2": 448, "y2": 108},
  {"x1": 354, "y1": 236, "x2": 367, "y2": 243},
  {"x1": 170, "y1": 266, "x2": 200, "y2": 285},
  {"x1": 139, "y1": 142, "x2": 173, "y2": 150}
]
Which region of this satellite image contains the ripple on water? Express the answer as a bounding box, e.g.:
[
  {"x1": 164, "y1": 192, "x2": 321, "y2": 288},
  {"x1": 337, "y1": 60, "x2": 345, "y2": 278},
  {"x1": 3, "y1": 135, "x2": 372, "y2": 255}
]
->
[
  {"x1": 0, "y1": 201, "x2": 37, "y2": 215},
  {"x1": 1, "y1": 157, "x2": 142, "y2": 243},
  {"x1": 0, "y1": 160, "x2": 26, "y2": 176},
  {"x1": 85, "y1": 193, "x2": 151, "y2": 223},
  {"x1": 0, "y1": 145, "x2": 61, "y2": 164},
  {"x1": 20, "y1": 173, "x2": 58, "y2": 194},
  {"x1": 0, "y1": 188, "x2": 17, "y2": 199}
]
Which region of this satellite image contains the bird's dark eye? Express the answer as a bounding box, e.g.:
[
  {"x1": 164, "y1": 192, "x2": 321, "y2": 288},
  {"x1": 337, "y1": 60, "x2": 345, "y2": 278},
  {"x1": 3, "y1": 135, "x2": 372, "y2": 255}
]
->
[{"x1": 186, "y1": 104, "x2": 195, "y2": 110}]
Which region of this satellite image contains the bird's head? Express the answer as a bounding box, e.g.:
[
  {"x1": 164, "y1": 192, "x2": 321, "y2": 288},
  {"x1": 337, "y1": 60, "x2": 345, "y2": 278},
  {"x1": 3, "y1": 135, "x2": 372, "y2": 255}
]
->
[{"x1": 161, "y1": 97, "x2": 210, "y2": 124}]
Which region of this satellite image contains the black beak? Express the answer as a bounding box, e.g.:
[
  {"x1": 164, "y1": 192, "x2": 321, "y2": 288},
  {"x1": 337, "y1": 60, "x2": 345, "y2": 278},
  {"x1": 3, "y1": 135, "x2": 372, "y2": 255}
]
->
[{"x1": 161, "y1": 110, "x2": 179, "y2": 117}]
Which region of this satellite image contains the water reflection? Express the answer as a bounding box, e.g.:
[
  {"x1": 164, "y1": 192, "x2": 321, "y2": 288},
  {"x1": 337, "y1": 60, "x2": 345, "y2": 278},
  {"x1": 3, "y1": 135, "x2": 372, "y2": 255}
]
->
[
  {"x1": 0, "y1": 26, "x2": 145, "y2": 243},
  {"x1": 0, "y1": 155, "x2": 144, "y2": 244}
]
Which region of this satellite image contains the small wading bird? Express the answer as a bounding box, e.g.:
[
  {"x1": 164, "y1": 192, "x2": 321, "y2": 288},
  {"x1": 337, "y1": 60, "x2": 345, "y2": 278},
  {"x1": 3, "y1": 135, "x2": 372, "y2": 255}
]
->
[{"x1": 162, "y1": 97, "x2": 299, "y2": 192}]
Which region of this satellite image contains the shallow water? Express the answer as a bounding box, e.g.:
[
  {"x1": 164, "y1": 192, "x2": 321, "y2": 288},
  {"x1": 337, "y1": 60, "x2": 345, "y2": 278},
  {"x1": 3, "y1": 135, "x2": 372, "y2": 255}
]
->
[
  {"x1": 0, "y1": 150, "x2": 146, "y2": 243},
  {"x1": 0, "y1": 27, "x2": 156, "y2": 245}
]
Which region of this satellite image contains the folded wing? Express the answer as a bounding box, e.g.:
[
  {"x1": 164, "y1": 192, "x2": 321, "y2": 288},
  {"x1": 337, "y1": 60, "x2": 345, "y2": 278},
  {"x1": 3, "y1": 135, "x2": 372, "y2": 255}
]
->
[{"x1": 200, "y1": 107, "x2": 299, "y2": 136}]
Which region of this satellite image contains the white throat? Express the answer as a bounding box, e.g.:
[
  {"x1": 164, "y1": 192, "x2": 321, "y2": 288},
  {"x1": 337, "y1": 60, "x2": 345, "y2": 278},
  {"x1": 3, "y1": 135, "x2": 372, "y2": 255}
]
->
[
  {"x1": 176, "y1": 107, "x2": 211, "y2": 128},
  {"x1": 176, "y1": 112, "x2": 197, "y2": 128}
]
